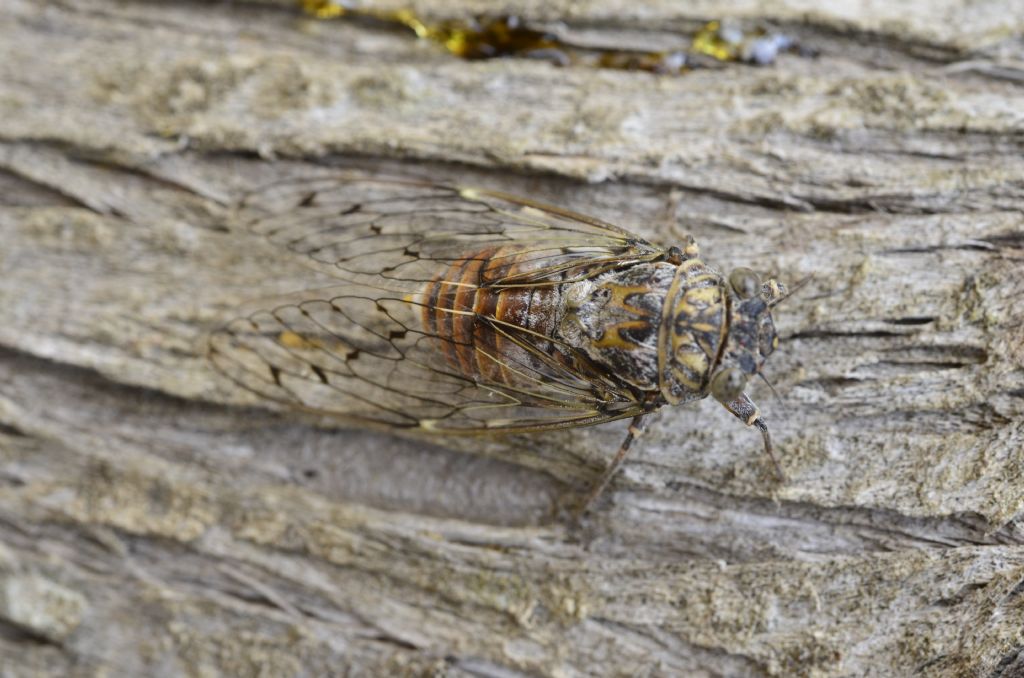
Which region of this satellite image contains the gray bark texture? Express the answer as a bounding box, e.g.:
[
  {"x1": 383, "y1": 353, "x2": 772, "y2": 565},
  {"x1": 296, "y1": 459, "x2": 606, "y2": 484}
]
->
[{"x1": 2, "y1": 1, "x2": 1024, "y2": 676}]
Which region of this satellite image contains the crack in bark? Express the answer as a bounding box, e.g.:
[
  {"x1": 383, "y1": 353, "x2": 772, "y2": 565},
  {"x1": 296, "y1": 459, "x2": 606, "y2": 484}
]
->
[{"x1": 0, "y1": 620, "x2": 64, "y2": 649}]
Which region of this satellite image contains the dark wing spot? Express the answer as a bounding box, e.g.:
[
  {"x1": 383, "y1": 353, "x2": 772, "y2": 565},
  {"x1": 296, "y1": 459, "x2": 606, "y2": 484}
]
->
[
  {"x1": 269, "y1": 365, "x2": 283, "y2": 386},
  {"x1": 310, "y1": 365, "x2": 329, "y2": 384}
]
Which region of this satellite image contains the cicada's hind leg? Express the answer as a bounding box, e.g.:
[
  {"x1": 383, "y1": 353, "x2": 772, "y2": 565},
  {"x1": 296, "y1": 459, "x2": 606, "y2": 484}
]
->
[
  {"x1": 575, "y1": 414, "x2": 649, "y2": 517},
  {"x1": 723, "y1": 393, "x2": 785, "y2": 480}
]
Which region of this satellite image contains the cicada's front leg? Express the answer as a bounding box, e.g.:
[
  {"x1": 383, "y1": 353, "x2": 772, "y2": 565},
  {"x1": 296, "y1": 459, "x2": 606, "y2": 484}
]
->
[{"x1": 722, "y1": 393, "x2": 785, "y2": 480}]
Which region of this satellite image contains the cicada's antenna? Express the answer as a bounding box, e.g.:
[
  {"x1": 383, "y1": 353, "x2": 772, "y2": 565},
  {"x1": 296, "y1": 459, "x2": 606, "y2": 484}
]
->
[
  {"x1": 757, "y1": 371, "x2": 783, "y2": 405},
  {"x1": 768, "y1": 273, "x2": 815, "y2": 308}
]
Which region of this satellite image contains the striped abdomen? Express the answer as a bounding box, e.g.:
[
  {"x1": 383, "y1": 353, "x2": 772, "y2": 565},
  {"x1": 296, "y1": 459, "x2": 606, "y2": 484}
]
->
[{"x1": 422, "y1": 246, "x2": 562, "y2": 386}]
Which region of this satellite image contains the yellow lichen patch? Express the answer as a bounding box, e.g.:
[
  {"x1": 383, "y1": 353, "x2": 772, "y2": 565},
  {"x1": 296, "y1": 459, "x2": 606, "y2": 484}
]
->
[
  {"x1": 691, "y1": 21, "x2": 738, "y2": 62},
  {"x1": 298, "y1": 3, "x2": 794, "y2": 73},
  {"x1": 299, "y1": 0, "x2": 345, "y2": 19}
]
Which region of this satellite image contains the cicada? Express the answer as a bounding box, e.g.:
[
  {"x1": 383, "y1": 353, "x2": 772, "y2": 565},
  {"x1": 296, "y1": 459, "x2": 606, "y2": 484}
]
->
[{"x1": 209, "y1": 174, "x2": 789, "y2": 512}]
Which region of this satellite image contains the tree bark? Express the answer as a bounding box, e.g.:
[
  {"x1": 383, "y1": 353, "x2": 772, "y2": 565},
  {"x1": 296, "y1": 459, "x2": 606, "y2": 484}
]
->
[{"x1": 2, "y1": 1, "x2": 1024, "y2": 675}]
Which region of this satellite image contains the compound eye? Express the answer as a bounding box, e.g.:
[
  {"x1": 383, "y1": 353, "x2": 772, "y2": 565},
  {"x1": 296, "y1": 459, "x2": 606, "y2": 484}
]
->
[
  {"x1": 710, "y1": 367, "x2": 747, "y2": 404},
  {"x1": 729, "y1": 268, "x2": 761, "y2": 299}
]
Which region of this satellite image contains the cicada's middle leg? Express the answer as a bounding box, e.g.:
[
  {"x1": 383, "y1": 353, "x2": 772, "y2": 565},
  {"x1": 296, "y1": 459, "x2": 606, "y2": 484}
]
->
[{"x1": 575, "y1": 413, "x2": 650, "y2": 516}]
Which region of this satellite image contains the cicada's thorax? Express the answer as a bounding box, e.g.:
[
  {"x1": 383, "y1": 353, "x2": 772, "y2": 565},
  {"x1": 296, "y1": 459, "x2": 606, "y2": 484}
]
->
[
  {"x1": 423, "y1": 246, "x2": 727, "y2": 404},
  {"x1": 558, "y1": 258, "x2": 727, "y2": 403},
  {"x1": 656, "y1": 258, "x2": 729, "y2": 403},
  {"x1": 556, "y1": 262, "x2": 673, "y2": 393}
]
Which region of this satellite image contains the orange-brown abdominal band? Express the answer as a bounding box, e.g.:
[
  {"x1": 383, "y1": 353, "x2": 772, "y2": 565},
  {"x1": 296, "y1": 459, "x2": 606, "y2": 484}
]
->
[{"x1": 423, "y1": 246, "x2": 562, "y2": 388}]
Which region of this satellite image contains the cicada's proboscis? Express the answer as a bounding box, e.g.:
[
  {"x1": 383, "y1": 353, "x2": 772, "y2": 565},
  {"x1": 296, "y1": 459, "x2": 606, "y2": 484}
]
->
[{"x1": 209, "y1": 174, "x2": 789, "y2": 514}]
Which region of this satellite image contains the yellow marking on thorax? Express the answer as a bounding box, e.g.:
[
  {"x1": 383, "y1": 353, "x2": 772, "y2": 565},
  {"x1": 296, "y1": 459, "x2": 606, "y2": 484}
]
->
[
  {"x1": 608, "y1": 285, "x2": 657, "y2": 315},
  {"x1": 683, "y1": 285, "x2": 720, "y2": 304},
  {"x1": 671, "y1": 340, "x2": 711, "y2": 390},
  {"x1": 593, "y1": 321, "x2": 651, "y2": 349},
  {"x1": 589, "y1": 282, "x2": 660, "y2": 350}
]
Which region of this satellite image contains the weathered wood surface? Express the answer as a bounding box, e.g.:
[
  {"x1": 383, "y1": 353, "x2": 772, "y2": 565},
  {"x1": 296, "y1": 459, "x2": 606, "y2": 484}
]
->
[{"x1": 2, "y1": 1, "x2": 1024, "y2": 675}]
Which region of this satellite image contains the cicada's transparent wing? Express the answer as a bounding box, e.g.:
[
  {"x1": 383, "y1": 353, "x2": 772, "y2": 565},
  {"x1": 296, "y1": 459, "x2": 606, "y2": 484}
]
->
[
  {"x1": 209, "y1": 286, "x2": 644, "y2": 431},
  {"x1": 210, "y1": 174, "x2": 659, "y2": 433},
  {"x1": 238, "y1": 174, "x2": 664, "y2": 290}
]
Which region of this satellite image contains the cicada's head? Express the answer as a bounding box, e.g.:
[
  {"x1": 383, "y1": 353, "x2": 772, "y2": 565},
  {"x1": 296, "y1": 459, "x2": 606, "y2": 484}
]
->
[{"x1": 708, "y1": 268, "x2": 785, "y2": 407}]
